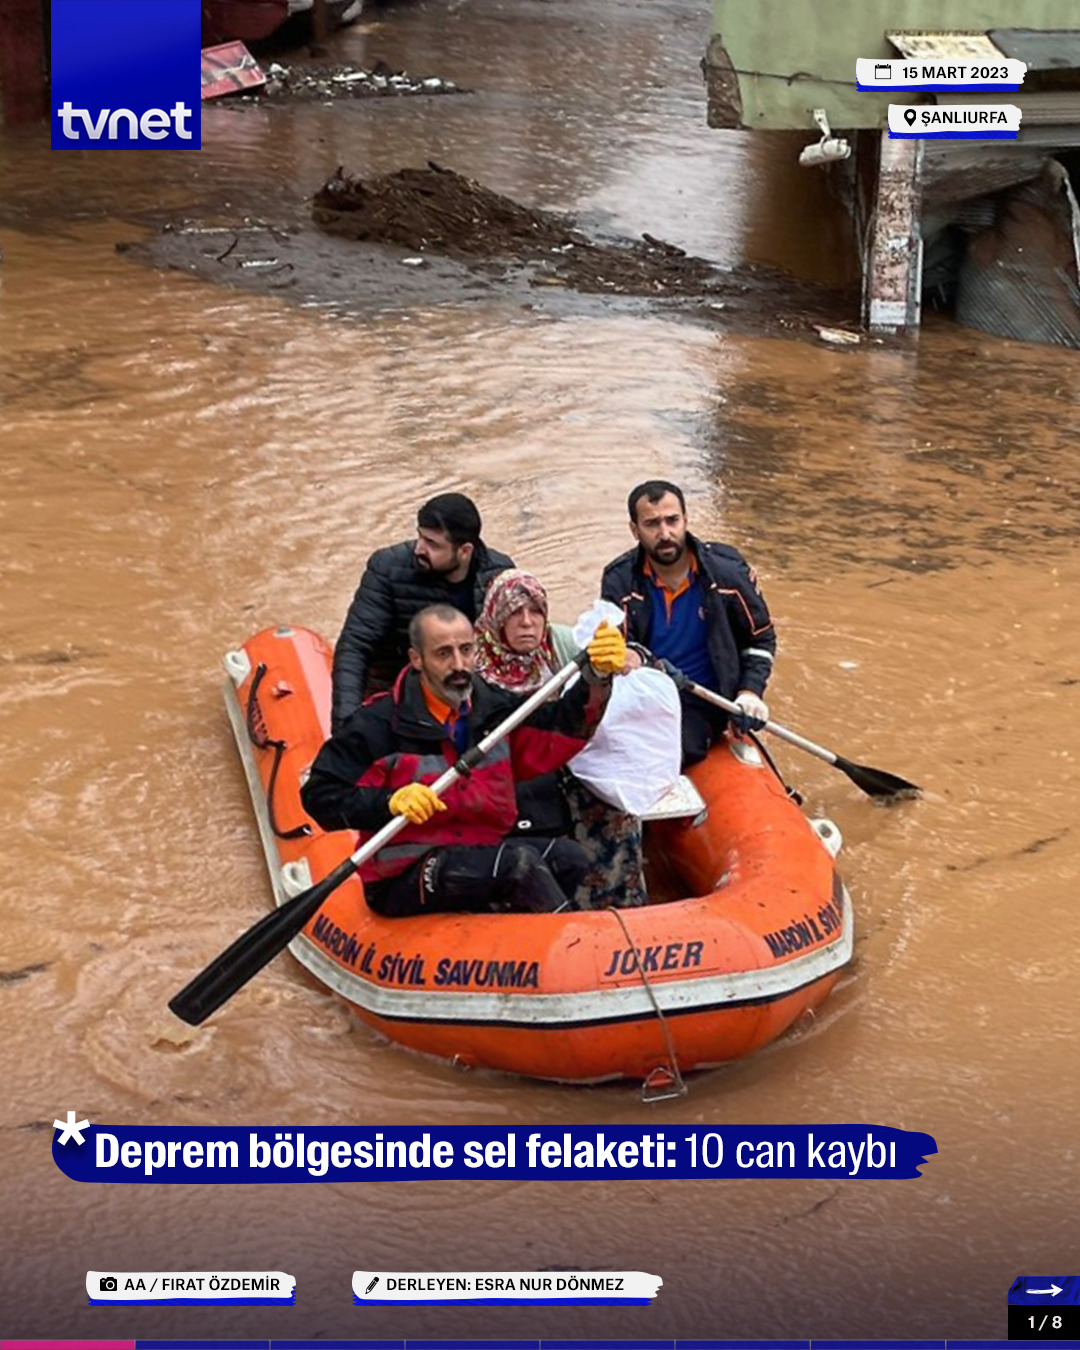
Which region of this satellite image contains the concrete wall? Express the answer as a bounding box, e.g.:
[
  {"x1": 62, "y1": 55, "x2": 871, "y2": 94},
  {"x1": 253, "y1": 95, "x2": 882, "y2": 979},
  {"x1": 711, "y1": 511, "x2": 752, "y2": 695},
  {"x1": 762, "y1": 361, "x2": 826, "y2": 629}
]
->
[{"x1": 710, "y1": 0, "x2": 1080, "y2": 130}]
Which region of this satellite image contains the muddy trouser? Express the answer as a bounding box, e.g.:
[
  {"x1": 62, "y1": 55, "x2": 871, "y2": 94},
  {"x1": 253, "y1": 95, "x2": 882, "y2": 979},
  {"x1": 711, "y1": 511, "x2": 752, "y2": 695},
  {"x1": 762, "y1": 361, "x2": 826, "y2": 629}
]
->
[
  {"x1": 366, "y1": 837, "x2": 589, "y2": 917},
  {"x1": 680, "y1": 693, "x2": 728, "y2": 767}
]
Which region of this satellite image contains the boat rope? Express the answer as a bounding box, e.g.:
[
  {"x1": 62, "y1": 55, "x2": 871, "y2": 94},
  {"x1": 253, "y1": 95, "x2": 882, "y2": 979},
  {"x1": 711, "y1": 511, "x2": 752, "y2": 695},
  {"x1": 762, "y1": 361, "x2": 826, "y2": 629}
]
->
[
  {"x1": 608, "y1": 907, "x2": 688, "y2": 1102},
  {"x1": 246, "y1": 663, "x2": 313, "y2": 840},
  {"x1": 750, "y1": 730, "x2": 803, "y2": 805}
]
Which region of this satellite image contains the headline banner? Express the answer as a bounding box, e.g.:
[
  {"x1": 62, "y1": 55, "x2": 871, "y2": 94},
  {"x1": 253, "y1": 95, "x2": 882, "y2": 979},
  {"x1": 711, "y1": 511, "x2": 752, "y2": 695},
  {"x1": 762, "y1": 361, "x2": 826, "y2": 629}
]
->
[{"x1": 54, "y1": 1124, "x2": 937, "y2": 1183}]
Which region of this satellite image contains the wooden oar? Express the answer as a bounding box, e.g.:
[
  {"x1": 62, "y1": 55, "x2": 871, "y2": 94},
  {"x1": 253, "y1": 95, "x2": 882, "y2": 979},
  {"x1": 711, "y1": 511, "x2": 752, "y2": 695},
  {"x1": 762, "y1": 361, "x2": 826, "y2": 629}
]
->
[
  {"x1": 681, "y1": 678, "x2": 920, "y2": 802},
  {"x1": 169, "y1": 651, "x2": 590, "y2": 1027}
]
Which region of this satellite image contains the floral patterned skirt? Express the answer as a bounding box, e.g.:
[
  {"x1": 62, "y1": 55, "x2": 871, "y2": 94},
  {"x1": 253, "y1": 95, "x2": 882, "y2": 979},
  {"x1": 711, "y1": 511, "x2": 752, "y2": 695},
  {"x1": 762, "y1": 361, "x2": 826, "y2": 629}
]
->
[{"x1": 559, "y1": 770, "x2": 648, "y2": 909}]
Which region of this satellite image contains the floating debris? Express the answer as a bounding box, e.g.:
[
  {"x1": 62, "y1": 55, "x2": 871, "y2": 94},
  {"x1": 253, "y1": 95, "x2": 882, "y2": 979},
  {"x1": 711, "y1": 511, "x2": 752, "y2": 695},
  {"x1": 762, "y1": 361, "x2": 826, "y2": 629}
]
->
[
  {"x1": 814, "y1": 325, "x2": 863, "y2": 345},
  {"x1": 240, "y1": 59, "x2": 463, "y2": 103},
  {"x1": 0, "y1": 962, "x2": 50, "y2": 985},
  {"x1": 201, "y1": 41, "x2": 266, "y2": 101}
]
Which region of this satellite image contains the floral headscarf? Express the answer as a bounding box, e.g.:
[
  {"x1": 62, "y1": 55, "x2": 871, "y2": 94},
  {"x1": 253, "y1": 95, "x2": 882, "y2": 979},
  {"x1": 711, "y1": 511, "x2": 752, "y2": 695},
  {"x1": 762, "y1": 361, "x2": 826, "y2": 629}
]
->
[{"x1": 474, "y1": 569, "x2": 558, "y2": 693}]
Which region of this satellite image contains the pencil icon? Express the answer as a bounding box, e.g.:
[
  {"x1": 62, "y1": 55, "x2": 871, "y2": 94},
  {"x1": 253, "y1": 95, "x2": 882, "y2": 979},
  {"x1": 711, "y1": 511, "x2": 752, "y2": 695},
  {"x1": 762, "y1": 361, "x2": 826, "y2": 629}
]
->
[{"x1": 365, "y1": 1276, "x2": 379, "y2": 1295}]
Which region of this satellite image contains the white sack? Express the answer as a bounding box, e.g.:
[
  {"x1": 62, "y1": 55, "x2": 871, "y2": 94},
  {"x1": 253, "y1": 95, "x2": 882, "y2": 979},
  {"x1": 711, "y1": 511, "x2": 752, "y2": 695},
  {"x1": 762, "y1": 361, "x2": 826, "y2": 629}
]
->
[{"x1": 568, "y1": 666, "x2": 682, "y2": 816}]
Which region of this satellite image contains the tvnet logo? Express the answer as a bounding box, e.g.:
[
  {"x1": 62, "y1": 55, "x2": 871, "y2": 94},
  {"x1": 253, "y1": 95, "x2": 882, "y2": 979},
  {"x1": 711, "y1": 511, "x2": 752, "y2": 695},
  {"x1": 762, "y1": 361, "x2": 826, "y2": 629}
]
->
[
  {"x1": 57, "y1": 102, "x2": 194, "y2": 143},
  {"x1": 51, "y1": 0, "x2": 201, "y2": 151}
]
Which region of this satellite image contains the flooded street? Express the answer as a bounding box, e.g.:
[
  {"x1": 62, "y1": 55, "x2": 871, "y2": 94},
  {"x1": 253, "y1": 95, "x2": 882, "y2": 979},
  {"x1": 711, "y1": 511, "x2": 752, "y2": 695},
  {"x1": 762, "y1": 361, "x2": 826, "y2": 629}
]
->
[{"x1": 2, "y1": 0, "x2": 1080, "y2": 1341}]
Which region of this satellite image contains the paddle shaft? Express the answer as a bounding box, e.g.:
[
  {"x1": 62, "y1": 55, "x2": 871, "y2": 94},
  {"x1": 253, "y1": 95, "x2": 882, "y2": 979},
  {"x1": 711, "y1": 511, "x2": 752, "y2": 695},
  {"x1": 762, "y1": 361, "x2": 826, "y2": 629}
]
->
[
  {"x1": 684, "y1": 681, "x2": 842, "y2": 767},
  {"x1": 322, "y1": 650, "x2": 590, "y2": 875},
  {"x1": 169, "y1": 651, "x2": 591, "y2": 1026},
  {"x1": 681, "y1": 678, "x2": 920, "y2": 800}
]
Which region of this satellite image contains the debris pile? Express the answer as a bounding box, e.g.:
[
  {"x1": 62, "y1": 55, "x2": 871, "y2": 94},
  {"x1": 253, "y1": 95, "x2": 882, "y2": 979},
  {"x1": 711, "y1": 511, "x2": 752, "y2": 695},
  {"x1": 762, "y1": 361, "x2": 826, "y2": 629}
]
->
[
  {"x1": 312, "y1": 163, "x2": 733, "y2": 297},
  {"x1": 246, "y1": 59, "x2": 460, "y2": 102}
]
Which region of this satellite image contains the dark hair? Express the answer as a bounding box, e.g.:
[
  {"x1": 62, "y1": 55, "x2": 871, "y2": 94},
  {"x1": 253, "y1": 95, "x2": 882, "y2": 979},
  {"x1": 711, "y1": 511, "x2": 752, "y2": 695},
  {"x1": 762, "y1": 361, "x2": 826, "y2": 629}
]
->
[
  {"x1": 408, "y1": 604, "x2": 470, "y2": 652},
  {"x1": 627, "y1": 480, "x2": 686, "y2": 522},
  {"x1": 417, "y1": 492, "x2": 482, "y2": 547}
]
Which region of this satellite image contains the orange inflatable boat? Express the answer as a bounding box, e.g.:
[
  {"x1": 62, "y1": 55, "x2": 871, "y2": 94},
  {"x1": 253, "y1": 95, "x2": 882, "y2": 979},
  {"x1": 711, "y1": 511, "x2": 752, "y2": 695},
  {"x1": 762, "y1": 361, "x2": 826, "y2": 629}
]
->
[{"x1": 223, "y1": 625, "x2": 853, "y2": 1090}]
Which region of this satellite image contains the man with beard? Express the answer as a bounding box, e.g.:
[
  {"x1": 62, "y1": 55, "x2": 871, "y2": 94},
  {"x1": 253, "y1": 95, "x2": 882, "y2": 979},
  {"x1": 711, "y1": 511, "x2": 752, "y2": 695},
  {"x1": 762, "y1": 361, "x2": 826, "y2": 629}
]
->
[
  {"x1": 601, "y1": 479, "x2": 776, "y2": 766},
  {"x1": 331, "y1": 493, "x2": 513, "y2": 734},
  {"x1": 302, "y1": 604, "x2": 628, "y2": 916}
]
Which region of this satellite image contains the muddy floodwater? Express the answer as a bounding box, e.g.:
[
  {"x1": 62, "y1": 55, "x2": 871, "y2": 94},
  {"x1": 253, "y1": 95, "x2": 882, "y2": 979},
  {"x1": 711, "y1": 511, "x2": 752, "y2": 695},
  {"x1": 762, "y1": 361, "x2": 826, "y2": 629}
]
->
[{"x1": 2, "y1": 0, "x2": 1080, "y2": 1342}]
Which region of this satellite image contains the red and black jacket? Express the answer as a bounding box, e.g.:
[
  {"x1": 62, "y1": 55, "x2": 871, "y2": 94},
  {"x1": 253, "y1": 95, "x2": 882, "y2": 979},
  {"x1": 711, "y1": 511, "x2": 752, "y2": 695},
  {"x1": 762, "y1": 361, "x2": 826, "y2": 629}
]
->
[{"x1": 301, "y1": 666, "x2": 608, "y2": 883}]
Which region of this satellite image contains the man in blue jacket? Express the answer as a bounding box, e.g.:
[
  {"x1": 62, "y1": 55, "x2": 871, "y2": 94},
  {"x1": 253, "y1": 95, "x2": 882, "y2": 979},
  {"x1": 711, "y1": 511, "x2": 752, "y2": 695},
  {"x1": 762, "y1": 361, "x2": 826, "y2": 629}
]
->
[
  {"x1": 601, "y1": 480, "x2": 776, "y2": 766},
  {"x1": 331, "y1": 492, "x2": 513, "y2": 734}
]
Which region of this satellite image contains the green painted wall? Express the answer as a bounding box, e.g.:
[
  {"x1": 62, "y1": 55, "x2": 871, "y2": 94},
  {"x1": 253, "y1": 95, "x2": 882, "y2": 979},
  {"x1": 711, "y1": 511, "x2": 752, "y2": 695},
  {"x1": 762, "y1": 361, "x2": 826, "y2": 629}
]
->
[{"x1": 711, "y1": 0, "x2": 1080, "y2": 129}]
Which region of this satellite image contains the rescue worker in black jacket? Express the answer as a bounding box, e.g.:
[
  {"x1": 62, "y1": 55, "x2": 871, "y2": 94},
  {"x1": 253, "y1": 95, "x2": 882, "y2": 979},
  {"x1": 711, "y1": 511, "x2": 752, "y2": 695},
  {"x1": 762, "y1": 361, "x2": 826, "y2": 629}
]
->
[
  {"x1": 601, "y1": 479, "x2": 776, "y2": 766},
  {"x1": 331, "y1": 492, "x2": 513, "y2": 734}
]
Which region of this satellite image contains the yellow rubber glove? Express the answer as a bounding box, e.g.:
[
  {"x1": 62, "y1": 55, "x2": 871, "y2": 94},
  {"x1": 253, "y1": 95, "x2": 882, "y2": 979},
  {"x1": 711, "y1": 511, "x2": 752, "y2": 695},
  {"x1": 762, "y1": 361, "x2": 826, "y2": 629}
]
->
[
  {"x1": 586, "y1": 621, "x2": 627, "y2": 676},
  {"x1": 388, "y1": 783, "x2": 447, "y2": 825}
]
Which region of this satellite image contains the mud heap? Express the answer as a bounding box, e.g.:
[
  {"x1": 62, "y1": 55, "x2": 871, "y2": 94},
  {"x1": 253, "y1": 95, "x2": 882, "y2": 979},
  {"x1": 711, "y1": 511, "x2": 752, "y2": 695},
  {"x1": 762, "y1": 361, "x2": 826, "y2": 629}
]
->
[{"x1": 312, "y1": 163, "x2": 731, "y2": 298}]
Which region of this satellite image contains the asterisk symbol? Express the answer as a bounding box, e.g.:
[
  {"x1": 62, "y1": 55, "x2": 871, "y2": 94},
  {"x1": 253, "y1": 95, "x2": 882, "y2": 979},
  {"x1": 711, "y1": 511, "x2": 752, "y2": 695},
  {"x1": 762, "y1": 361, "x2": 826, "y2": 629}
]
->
[{"x1": 53, "y1": 1110, "x2": 89, "y2": 1145}]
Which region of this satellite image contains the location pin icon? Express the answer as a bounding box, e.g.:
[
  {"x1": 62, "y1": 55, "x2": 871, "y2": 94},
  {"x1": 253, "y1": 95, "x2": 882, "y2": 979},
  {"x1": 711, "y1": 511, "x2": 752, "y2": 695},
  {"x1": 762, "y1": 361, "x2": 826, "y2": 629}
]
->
[{"x1": 903, "y1": 108, "x2": 916, "y2": 126}]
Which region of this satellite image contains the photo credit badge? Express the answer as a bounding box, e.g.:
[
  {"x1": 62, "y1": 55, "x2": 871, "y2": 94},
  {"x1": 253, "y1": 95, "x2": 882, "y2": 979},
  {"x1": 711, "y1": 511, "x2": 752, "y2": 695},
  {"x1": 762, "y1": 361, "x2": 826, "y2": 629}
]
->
[
  {"x1": 86, "y1": 1270, "x2": 296, "y2": 1305},
  {"x1": 887, "y1": 103, "x2": 1021, "y2": 139},
  {"x1": 51, "y1": 0, "x2": 201, "y2": 150}
]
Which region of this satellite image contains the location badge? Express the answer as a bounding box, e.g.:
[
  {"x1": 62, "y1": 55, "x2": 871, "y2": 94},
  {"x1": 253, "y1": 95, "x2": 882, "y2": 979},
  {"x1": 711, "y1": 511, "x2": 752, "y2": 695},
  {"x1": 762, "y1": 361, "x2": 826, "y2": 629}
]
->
[{"x1": 887, "y1": 103, "x2": 1022, "y2": 138}]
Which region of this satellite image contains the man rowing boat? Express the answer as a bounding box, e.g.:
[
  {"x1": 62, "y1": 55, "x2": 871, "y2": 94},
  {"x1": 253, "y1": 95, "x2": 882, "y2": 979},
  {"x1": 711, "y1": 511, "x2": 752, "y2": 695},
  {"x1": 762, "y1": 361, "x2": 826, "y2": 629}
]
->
[{"x1": 303, "y1": 604, "x2": 627, "y2": 916}]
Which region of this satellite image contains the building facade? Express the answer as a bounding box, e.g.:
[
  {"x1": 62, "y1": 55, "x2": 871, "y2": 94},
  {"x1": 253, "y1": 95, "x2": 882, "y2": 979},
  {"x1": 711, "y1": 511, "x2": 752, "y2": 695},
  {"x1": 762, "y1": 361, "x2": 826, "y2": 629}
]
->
[{"x1": 706, "y1": 0, "x2": 1080, "y2": 343}]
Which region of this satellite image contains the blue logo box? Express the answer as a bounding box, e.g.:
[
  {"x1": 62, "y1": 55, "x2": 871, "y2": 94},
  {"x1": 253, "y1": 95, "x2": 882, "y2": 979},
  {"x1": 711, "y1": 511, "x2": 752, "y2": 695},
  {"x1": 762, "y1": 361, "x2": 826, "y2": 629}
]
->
[{"x1": 51, "y1": 0, "x2": 201, "y2": 150}]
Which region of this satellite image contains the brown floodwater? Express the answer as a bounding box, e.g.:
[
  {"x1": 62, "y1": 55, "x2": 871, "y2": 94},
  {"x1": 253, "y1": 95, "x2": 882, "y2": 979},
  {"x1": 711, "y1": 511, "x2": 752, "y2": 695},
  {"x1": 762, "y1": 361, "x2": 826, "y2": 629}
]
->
[{"x1": 2, "y1": 0, "x2": 1079, "y2": 1342}]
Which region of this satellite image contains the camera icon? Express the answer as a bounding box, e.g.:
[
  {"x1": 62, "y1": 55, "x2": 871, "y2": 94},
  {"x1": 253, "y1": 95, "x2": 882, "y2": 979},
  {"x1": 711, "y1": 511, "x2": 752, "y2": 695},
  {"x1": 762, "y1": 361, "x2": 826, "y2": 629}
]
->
[{"x1": 99, "y1": 1276, "x2": 118, "y2": 1292}]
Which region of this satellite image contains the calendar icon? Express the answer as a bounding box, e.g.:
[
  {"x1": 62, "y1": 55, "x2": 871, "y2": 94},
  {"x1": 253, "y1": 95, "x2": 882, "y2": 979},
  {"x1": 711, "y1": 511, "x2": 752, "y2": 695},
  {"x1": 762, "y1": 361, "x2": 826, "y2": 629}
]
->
[{"x1": 874, "y1": 62, "x2": 892, "y2": 79}]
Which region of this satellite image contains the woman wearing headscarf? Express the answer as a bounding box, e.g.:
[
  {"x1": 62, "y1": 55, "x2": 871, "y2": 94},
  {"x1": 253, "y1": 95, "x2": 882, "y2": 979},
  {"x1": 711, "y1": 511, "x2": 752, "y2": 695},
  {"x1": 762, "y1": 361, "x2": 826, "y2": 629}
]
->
[{"x1": 474, "y1": 569, "x2": 648, "y2": 909}]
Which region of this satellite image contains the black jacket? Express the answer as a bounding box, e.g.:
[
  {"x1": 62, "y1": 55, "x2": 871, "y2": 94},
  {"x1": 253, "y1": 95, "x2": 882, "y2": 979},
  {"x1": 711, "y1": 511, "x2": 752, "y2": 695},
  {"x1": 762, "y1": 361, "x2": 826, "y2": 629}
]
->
[
  {"x1": 600, "y1": 533, "x2": 776, "y2": 698},
  {"x1": 331, "y1": 540, "x2": 514, "y2": 733}
]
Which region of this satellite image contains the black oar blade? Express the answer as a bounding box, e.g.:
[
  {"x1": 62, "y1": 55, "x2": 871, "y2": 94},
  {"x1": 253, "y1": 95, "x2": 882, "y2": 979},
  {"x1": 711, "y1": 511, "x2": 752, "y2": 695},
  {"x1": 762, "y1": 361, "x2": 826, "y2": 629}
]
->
[
  {"x1": 168, "y1": 859, "x2": 356, "y2": 1026},
  {"x1": 170, "y1": 653, "x2": 586, "y2": 1027},
  {"x1": 835, "y1": 755, "x2": 921, "y2": 802}
]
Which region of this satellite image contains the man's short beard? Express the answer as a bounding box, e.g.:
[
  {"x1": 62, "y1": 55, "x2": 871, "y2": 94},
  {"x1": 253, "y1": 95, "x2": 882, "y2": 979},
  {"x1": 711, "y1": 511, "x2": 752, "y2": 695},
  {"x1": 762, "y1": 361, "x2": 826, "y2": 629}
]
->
[
  {"x1": 649, "y1": 539, "x2": 684, "y2": 563},
  {"x1": 418, "y1": 548, "x2": 463, "y2": 576}
]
